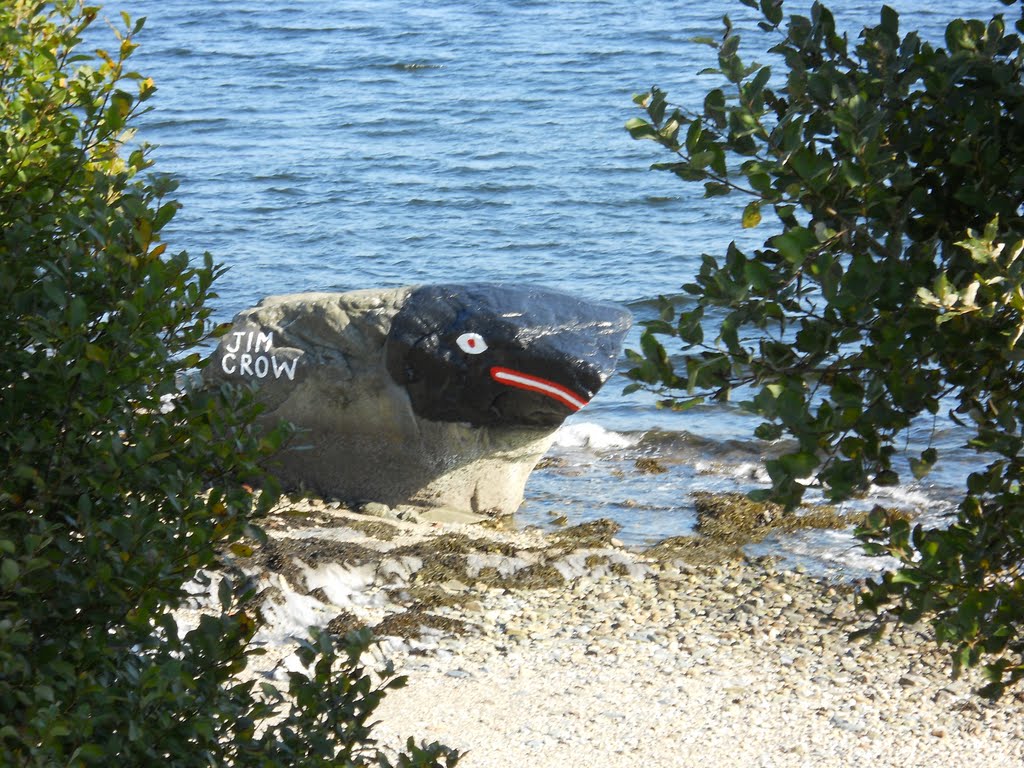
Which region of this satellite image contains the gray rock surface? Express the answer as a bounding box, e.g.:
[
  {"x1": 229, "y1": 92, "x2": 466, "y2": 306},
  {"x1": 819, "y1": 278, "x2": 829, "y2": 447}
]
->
[{"x1": 206, "y1": 285, "x2": 630, "y2": 516}]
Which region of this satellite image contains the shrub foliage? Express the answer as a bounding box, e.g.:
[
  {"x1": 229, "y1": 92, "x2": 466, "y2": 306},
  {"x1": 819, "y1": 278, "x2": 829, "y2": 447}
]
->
[
  {"x1": 626, "y1": 0, "x2": 1024, "y2": 697},
  {"x1": 0, "y1": 2, "x2": 459, "y2": 763}
]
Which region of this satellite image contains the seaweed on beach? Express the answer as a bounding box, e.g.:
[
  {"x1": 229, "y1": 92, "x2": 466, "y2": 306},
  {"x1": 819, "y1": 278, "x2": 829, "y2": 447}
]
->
[
  {"x1": 373, "y1": 609, "x2": 473, "y2": 640},
  {"x1": 387, "y1": 584, "x2": 469, "y2": 610},
  {"x1": 692, "y1": 492, "x2": 913, "y2": 546},
  {"x1": 326, "y1": 609, "x2": 366, "y2": 637},
  {"x1": 254, "y1": 538, "x2": 384, "y2": 591},
  {"x1": 474, "y1": 561, "x2": 562, "y2": 590},
  {"x1": 550, "y1": 518, "x2": 621, "y2": 549},
  {"x1": 410, "y1": 552, "x2": 564, "y2": 592},
  {"x1": 645, "y1": 535, "x2": 745, "y2": 566},
  {"x1": 262, "y1": 498, "x2": 355, "y2": 525},
  {"x1": 390, "y1": 533, "x2": 522, "y2": 560},
  {"x1": 413, "y1": 554, "x2": 474, "y2": 586},
  {"x1": 340, "y1": 517, "x2": 401, "y2": 540}
]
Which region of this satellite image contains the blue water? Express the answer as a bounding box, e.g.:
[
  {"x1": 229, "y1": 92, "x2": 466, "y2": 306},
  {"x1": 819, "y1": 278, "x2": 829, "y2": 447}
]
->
[{"x1": 99, "y1": 0, "x2": 1005, "y2": 575}]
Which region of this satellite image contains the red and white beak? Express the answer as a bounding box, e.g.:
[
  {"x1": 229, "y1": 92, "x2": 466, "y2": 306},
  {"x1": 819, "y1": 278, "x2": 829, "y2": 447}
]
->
[{"x1": 490, "y1": 366, "x2": 589, "y2": 412}]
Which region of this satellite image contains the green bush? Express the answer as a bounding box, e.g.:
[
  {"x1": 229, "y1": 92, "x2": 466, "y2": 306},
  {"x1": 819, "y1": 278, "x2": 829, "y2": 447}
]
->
[
  {"x1": 0, "y1": 2, "x2": 459, "y2": 763},
  {"x1": 626, "y1": 0, "x2": 1024, "y2": 697}
]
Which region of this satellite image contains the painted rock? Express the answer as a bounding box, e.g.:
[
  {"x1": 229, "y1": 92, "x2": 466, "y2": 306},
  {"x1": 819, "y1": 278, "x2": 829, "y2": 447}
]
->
[{"x1": 207, "y1": 284, "x2": 631, "y2": 517}]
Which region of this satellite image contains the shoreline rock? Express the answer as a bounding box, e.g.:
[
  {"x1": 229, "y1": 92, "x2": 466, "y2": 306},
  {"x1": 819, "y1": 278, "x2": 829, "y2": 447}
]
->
[{"x1": 205, "y1": 285, "x2": 632, "y2": 517}]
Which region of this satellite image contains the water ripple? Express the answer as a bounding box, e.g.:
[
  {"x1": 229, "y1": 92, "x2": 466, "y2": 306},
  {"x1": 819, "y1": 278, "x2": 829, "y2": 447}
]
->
[{"x1": 97, "y1": 0, "x2": 1001, "y2": 562}]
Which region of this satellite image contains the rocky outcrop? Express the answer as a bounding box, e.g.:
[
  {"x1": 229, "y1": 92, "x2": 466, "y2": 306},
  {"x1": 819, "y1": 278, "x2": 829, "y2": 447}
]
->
[{"x1": 206, "y1": 284, "x2": 631, "y2": 517}]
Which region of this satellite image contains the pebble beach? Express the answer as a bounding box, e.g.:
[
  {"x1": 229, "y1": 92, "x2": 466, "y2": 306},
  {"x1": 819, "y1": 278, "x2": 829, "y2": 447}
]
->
[
  {"x1": 192, "y1": 499, "x2": 1024, "y2": 768},
  {"x1": 370, "y1": 565, "x2": 1023, "y2": 768}
]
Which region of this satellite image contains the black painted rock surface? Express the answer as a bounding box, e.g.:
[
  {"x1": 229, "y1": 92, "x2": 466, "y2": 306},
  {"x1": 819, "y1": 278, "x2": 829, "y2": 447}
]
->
[
  {"x1": 206, "y1": 284, "x2": 631, "y2": 517},
  {"x1": 386, "y1": 284, "x2": 630, "y2": 428}
]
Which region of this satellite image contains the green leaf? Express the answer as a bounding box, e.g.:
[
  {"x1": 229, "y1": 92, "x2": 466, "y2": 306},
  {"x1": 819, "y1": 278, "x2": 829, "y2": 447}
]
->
[
  {"x1": 743, "y1": 258, "x2": 773, "y2": 290},
  {"x1": 704, "y1": 181, "x2": 731, "y2": 197},
  {"x1": 691, "y1": 149, "x2": 716, "y2": 169},
  {"x1": 677, "y1": 309, "x2": 705, "y2": 345},
  {"x1": 625, "y1": 117, "x2": 657, "y2": 140},
  {"x1": 890, "y1": 570, "x2": 923, "y2": 586},
  {"x1": 874, "y1": 470, "x2": 900, "y2": 486},
  {"x1": 624, "y1": 0, "x2": 1024, "y2": 704},
  {"x1": 779, "y1": 451, "x2": 818, "y2": 478},
  {"x1": 657, "y1": 295, "x2": 676, "y2": 322},
  {"x1": 771, "y1": 227, "x2": 817, "y2": 264},
  {"x1": 762, "y1": 0, "x2": 783, "y2": 26},
  {"x1": 666, "y1": 396, "x2": 706, "y2": 412},
  {"x1": 754, "y1": 422, "x2": 783, "y2": 440},
  {"x1": 909, "y1": 455, "x2": 934, "y2": 480},
  {"x1": 229, "y1": 542, "x2": 254, "y2": 558},
  {"x1": 704, "y1": 89, "x2": 727, "y2": 126},
  {"x1": 643, "y1": 319, "x2": 675, "y2": 335},
  {"x1": 746, "y1": 66, "x2": 772, "y2": 99},
  {"x1": 84, "y1": 343, "x2": 109, "y2": 364},
  {"x1": 1, "y1": 558, "x2": 19, "y2": 586},
  {"x1": 68, "y1": 296, "x2": 87, "y2": 327},
  {"x1": 741, "y1": 201, "x2": 762, "y2": 228},
  {"x1": 879, "y1": 5, "x2": 899, "y2": 36},
  {"x1": 685, "y1": 119, "x2": 703, "y2": 152}
]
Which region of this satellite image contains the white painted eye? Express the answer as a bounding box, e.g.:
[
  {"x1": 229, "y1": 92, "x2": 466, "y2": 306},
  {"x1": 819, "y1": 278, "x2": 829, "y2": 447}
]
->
[{"x1": 456, "y1": 332, "x2": 488, "y2": 355}]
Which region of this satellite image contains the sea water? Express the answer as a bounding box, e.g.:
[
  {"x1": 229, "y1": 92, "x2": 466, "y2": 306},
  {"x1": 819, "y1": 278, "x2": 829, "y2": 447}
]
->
[{"x1": 97, "y1": 0, "x2": 1004, "y2": 576}]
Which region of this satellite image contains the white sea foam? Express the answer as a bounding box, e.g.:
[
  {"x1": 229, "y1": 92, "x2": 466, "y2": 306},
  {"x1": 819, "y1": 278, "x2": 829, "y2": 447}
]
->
[
  {"x1": 754, "y1": 528, "x2": 900, "y2": 579},
  {"x1": 693, "y1": 460, "x2": 771, "y2": 484},
  {"x1": 552, "y1": 422, "x2": 638, "y2": 451},
  {"x1": 867, "y1": 484, "x2": 954, "y2": 513}
]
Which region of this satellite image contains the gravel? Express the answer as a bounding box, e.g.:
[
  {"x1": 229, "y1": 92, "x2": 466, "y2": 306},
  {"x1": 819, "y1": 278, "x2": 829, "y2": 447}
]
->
[
  {"x1": 206, "y1": 501, "x2": 1024, "y2": 767},
  {"x1": 368, "y1": 566, "x2": 1023, "y2": 767}
]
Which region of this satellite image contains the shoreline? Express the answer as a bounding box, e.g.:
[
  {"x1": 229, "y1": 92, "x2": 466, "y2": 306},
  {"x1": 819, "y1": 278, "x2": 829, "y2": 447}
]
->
[
  {"x1": 189, "y1": 498, "x2": 1024, "y2": 767},
  {"x1": 370, "y1": 564, "x2": 1023, "y2": 767}
]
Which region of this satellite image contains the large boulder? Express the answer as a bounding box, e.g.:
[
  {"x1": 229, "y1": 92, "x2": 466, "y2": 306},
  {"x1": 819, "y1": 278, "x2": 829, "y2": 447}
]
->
[{"x1": 206, "y1": 284, "x2": 631, "y2": 517}]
